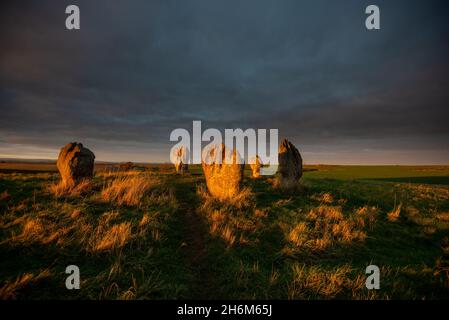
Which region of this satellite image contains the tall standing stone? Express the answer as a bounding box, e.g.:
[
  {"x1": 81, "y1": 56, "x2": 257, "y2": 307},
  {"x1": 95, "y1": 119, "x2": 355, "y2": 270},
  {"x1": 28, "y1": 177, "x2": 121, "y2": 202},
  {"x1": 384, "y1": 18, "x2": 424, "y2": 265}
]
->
[
  {"x1": 278, "y1": 139, "x2": 302, "y2": 189},
  {"x1": 201, "y1": 144, "x2": 244, "y2": 200},
  {"x1": 171, "y1": 146, "x2": 189, "y2": 174},
  {"x1": 249, "y1": 155, "x2": 262, "y2": 178},
  {"x1": 57, "y1": 142, "x2": 95, "y2": 186}
]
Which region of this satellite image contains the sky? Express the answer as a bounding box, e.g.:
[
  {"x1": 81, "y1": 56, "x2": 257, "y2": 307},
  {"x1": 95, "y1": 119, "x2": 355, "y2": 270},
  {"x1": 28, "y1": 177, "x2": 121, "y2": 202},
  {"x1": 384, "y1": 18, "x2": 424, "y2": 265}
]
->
[{"x1": 1, "y1": 0, "x2": 448, "y2": 164}]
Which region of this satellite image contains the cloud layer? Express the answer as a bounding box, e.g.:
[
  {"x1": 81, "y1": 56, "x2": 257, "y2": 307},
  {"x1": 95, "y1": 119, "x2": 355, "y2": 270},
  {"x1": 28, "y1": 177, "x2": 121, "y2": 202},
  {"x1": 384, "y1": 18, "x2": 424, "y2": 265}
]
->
[{"x1": 1, "y1": 0, "x2": 448, "y2": 163}]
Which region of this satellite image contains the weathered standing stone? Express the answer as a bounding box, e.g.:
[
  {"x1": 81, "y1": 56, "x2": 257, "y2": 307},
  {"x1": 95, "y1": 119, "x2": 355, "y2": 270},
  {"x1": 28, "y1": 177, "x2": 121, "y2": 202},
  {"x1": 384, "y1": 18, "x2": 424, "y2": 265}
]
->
[
  {"x1": 277, "y1": 139, "x2": 303, "y2": 189},
  {"x1": 175, "y1": 161, "x2": 189, "y2": 174},
  {"x1": 171, "y1": 146, "x2": 189, "y2": 174},
  {"x1": 56, "y1": 142, "x2": 95, "y2": 186},
  {"x1": 201, "y1": 144, "x2": 244, "y2": 200},
  {"x1": 249, "y1": 155, "x2": 262, "y2": 178}
]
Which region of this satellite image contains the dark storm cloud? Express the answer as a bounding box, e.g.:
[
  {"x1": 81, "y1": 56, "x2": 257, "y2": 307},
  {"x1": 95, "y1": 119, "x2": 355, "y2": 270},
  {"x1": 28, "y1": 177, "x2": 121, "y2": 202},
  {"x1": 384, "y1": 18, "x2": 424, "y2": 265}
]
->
[{"x1": 1, "y1": 0, "x2": 448, "y2": 162}]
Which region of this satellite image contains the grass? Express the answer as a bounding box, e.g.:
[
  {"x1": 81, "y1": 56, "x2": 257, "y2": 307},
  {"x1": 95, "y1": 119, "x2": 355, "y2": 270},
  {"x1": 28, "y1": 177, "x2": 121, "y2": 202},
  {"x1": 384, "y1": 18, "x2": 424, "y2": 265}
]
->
[
  {"x1": 101, "y1": 174, "x2": 161, "y2": 207},
  {"x1": 0, "y1": 168, "x2": 187, "y2": 299},
  {"x1": 0, "y1": 163, "x2": 449, "y2": 299},
  {"x1": 304, "y1": 165, "x2": 449, "y2": 185}
]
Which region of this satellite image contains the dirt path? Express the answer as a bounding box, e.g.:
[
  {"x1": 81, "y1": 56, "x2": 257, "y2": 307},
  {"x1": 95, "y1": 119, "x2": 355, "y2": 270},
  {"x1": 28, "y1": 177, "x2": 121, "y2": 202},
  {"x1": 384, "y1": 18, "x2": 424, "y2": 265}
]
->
[{"x1": 174, "y1": 176, "x2": 219, "y2": 299}]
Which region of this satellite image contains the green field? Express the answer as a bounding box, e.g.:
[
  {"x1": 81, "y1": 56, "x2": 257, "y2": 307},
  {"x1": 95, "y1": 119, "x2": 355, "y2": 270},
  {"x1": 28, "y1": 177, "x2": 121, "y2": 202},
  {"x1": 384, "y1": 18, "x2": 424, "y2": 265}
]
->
[
  {"x1": 304, "y1": 165, "x2": 449, "y2": 185},
  {"x1": 0, "y1": 164, "x2": 448, "y2": 299}
]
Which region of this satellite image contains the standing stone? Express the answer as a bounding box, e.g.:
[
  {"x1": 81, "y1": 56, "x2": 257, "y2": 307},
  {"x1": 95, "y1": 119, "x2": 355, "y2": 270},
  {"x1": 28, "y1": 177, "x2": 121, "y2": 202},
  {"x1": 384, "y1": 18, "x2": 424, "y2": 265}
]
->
[
  {"x1": 278, "y1": 139, "x2": 302, "y2": 189},
  {"x1": 201, "y1": 144, "x2": 244, "y2": 200},
  {"x1": 249, "y1": 155, "x2": 262, "y2": 178},
  {"x1": 57, "y1": 142, "x2": 95, "y2": 186},
  {"x1": 171, "y1": 146, "x2": 189, "y2": 174}
]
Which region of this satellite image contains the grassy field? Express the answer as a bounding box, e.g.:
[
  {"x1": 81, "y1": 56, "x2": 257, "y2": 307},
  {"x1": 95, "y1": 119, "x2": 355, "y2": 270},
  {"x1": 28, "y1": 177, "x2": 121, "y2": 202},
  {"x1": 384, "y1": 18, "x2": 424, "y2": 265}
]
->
[{"x1": 0, "y1": 163, "x2": 448, "y2": 299}]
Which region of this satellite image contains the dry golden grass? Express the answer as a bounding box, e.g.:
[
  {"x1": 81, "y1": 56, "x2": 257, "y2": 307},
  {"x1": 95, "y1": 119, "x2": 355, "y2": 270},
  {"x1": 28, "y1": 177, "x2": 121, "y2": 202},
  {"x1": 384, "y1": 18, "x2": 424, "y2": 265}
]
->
[
  {"x1": 273, "y1": 198, "x2": 293, "y2": 208},
  {"x1": 8, "y1": 215, "x2": 72, "y2": 246},
  {"x1": 21, "y1": 218, "x2": 44, "y2": 240},
  {"x1": 0, "y1": 172, "x2": 176, "y2": 259},
  {"x1": 286, "y1": 205, "x2": 376, "y2": 253},
  {"x1": 93, "y1": 222, "x2": 132, "y2": 252},
  {"x1": 139, "y1": 214, "x2": 151, "y2": 227},
  {"x1": 228, "y1": 187, "x2": 255, "y2": 209},
  {"x1": 436, "y1": 212, "x2": 449, "y2": 222},
  {"x1": 97, "y1": 170, "x2": 144, "y2": 179},
  {"x1": 289, "y1": 264, "x2": 425, "y2": 300},
  {"x1": 1, "y1": 204, "x2": 161, "y2": 255},
  {"x1": 402, "y1": 206, "x2": 449, "y2": 232},
  {"x1": 387, "y1": 204, "x2": 402, "y2": 222},
  {"x1": 48, "y1": 179, "x2": 93, "y2": 198},
  {"x1": 0, "y1": 269, "x2": 50, "y2": 300},
  {"x1": 198, "y1": 185, "x2": 255, "y2": 209},
  {"x1": 98, "y1": 271, "x2": 165, "y2": 300},
  {"x1": 101, "y1": 174, "x2": 160, "y2": 207},
  {"x1": 288, "y1": 264, "x2": 367, "y2": 299},
  {"x1": 288, "y1": 222, "x2": 309, "y2": 248},
  {"x1": 197, "y1": 185, "x2": 261, "y2": 247},
  {"x1": 311, "y1": 192, "x2": 334, "y2": 204},
  {"x1": 219, "y1": 226, "x2": 237, "y2": 246},
  {"x1": 269, "y1": 268, "x2": 280, "y2": 286},
  {"x1": 407, "y1": 184, "x2": 449, "y2": 202},
  {"x1": 0, "y1": 168, "x2": 181, "y2": 299},
  {"x1": 355, "y1": 206, "x2": 378, "y2": 228},
  {"x1": 70, "y1": 208, "x2": 83, "y2": 219}
]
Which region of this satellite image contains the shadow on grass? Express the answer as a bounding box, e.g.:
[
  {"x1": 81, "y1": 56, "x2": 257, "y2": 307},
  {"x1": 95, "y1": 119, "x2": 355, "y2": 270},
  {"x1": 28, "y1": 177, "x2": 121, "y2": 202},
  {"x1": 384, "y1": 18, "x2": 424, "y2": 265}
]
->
[{"x1": 0, "y1": 176, "x2": 56, "y2": 213}]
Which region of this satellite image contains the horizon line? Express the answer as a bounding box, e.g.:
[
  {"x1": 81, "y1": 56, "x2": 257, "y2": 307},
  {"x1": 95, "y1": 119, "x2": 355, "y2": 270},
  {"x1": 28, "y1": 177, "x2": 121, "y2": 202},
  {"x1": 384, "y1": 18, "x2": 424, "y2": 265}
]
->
[{"x1": 1, "y1": 157, "x2": 449, "y2": 167}]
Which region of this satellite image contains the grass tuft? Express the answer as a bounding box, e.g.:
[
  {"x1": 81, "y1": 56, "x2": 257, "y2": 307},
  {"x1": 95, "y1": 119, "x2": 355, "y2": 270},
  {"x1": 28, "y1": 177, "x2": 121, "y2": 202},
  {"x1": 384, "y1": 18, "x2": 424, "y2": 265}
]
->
[
  {"x1": 101, "y1": 174, "x2": 160, "y2": 207},
  {"x1": 387, "y1": 204, "x2": 402, "y2": 222},
  {"x1": 49, "y1": 179, "x2": 93, "y2": 198}
]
